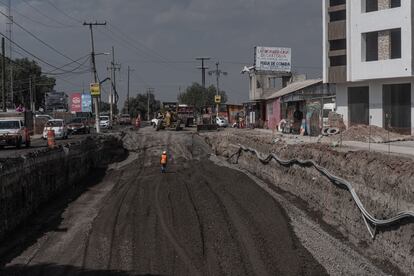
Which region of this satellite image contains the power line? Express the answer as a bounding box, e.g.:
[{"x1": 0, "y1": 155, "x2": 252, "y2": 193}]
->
[
  {"x1": 0, "y1": 29, "x2": 84, "y2": 73},
  {"x1": 0, "y1": 0, "x2": 77, "y2": 29},
  {"x1": 0, "y1": 10, "x2": 83, "y2": 65},
  {"x1": 20, "y1": 0, "x2": 77, "y2": 28},
  {"x1": 43, "y1": 0, "x2": 83, "y2": 24},
  {"x1": 10, "y1": 48, "x2": 90, "y2": 77}
]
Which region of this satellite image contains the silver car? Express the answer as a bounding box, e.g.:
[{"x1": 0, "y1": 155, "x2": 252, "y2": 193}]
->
[{"x1": 216, "y1": 117, "x2": 228, "y2": 127}]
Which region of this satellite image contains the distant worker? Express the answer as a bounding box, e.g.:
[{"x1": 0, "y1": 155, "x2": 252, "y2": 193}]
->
[
  {"x1": 165, "y1": 110, "x2": 172, "y2": 127},
  {"x1": 160, "y1": 150, "x2": 168, "y2": 173}
]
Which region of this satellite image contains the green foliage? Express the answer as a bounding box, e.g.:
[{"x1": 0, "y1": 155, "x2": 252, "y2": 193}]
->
[
  {"x1": 1, "y1": 57, "x2": 56, "y2": 109},
  {"x1": 100, "y1": 101, "x2": 119, "y2": 114},
  {"x1": 177, "y1": 82, "x2": 227, "y2": 112},
  {"x1": 122, "y1": 93, "x2": 161, "y2": 119}
]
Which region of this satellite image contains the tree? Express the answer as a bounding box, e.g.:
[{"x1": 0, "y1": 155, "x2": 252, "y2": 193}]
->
[
  {"x1": 100, "y1": 101, "x2": 119, "y2": 115},
  {"x1": 178, "y1": 82, "x2": 227, "y2": 112},
  {"x1": 1, "y1": 57, "x2": 56, "y2": 110},
  {"x1": 122, "y1": 93, "x2": 161, "y2": 119}
]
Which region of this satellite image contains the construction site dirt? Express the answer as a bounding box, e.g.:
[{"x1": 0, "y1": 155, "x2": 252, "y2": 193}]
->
[
  {"x1": 203, "y1": 128, "x2": 414, "y2": 275},
  {"x1": 0, "y1": 128, "x2": 327, "y2": 276},
  {"x1": 0, "y1": 127, "x2": 407, "y2": 275}
]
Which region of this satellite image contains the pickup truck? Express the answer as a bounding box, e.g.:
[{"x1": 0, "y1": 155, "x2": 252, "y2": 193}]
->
[{"x1": 0, "y1": 118, "x2": 31, "y2": 148}]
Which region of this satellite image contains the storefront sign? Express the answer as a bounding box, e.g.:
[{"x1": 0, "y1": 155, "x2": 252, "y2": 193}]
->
[{"x1": 255, "y1": 46, "x2": 291, "y2": 72}]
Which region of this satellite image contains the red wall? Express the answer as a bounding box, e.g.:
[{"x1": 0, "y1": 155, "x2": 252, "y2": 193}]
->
[{"x1": 266, "y1": 98, "x2": 281, "y2": 130}]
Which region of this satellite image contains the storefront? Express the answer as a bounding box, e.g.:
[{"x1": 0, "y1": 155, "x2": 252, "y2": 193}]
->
[
  {"x1": 265, "y1": 79, "x2": 335, "y2": 135},
  {"x1": 243, "y1": 101, "x2": 266, "y2": 128}
]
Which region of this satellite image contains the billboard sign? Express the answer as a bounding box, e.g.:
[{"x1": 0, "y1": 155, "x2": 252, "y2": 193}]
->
[
  {"x1": 255, "y1": 47, "x2": 291, "y2": 72},
  {"x1": 82, "y1": 93, "x2": 92, "y2": 112},
  {"x1": 70, "y1": 93, "x2": 82, "y2": 113}
]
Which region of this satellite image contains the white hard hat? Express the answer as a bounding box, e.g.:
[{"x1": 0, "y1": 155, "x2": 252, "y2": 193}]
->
[{"x1": 163, "y1": 151, "x2": 167, "y2": 154}]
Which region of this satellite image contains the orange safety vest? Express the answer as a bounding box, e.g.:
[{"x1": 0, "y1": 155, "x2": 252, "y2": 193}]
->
[{"x1": 160, "y1": 154, "x2": 168, "y2": 165}]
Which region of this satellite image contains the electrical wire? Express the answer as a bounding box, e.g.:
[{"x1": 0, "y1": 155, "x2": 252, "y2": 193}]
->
[
  {"x1": 20, "y1": 0, "x2": 77, "y2": 28},
  {"x1": 0, "y1": 29, "x2": 84, "y2": 73},
  {"x1": 0, "y1": 0, "x2": 78, "y2": 29},
  {"x1": 0, "y1": 10, "x2": 84, "y2": 65}
]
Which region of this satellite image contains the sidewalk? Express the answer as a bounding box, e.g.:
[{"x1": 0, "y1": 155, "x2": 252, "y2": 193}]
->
[{"x1": 253, "y1": 128, "x2": 414, "y2": 158}]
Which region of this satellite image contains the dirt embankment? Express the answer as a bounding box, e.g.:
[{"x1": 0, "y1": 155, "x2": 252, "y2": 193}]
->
[
  {"x1": 0, "y1": 136, "x2": 126, "y2": 242},
  {"x1": 202, "y1": 129, "x2": 414, "y2": 275}
]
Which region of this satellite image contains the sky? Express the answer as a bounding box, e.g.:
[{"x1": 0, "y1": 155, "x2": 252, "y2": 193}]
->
[{"x1": 1, "y1": 0, "x2": 323, "y2": 108}]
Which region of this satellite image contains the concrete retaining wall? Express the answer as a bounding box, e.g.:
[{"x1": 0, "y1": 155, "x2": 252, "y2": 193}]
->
[{"x1": 0, "y1": 136, "x2": 125, "y2": 241}]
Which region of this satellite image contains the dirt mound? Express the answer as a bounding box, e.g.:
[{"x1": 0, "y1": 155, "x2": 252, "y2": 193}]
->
[{"x1": 341, "y1": 125, "x2": 412, "y2": 143}]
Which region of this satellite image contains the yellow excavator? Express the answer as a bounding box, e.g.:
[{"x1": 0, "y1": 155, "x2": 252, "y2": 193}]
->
[{"x1": 155, "y1": 103, "x2": 183, "y2": 131}]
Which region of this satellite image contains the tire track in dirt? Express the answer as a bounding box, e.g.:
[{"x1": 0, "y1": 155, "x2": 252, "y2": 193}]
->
[
  {"x1": 196, "y1": 167, "x2": 270, "y2": 276},
  {"x1": 154, "y1": 175, "x2": 202, "y2": 276},
  {"x1": 106, "y1": 150, "x2": 148, "y2": 270},
  {"x1": 80, "y1": 149, "x2": 148, "y2": 271}
]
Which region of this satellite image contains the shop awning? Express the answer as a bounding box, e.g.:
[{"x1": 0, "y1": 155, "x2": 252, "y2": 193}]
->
[{"x1": 266, "y1": 79, "x2": 323, "y2": 100}]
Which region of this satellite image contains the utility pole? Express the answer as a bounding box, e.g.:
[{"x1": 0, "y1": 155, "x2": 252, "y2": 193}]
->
[
  {"x1": 147, "y1": 88, "x2": 154, "y2": 121},
  {"x1": 127, "y1": 66, "x2": 134, "y2": 114},
  {"x1": 29, "y1": 76, "x2": 32, "y2": 111},
  {"x1": 196, "y1": 57, "x2": 210, "y2": 88},
  {"x1": 7, "y1": 0, "x2": 13, "y2": 108},
  {"x1": 1, "y1": 37, "x2": 5, "y2": 112},
  {"x1": 108, "y1": 46, "x2": 120, "y2": 121},
  {"x1": 83, "y1": 21, "x2": 106, "y2": 133},
  {"x1": 209, "y1": 61, "x2": 228, "y2": 117}
]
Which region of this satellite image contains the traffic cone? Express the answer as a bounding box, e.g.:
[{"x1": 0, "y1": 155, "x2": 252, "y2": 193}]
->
[{"x1": 47, "y1": 129, "x2": 56, "y2": 149}]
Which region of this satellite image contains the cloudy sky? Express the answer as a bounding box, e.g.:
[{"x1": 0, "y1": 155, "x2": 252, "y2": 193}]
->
[{"x1": 1, "y1": 0, "x2": 322, "y2": 107}]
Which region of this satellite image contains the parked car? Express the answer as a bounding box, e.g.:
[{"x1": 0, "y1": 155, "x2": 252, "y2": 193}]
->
[
  {"x1": 0, "y1": 118, "x2": 31, "y2": 148},
  {"x1": 35, "y1": 114, "x2": 54, "y2": 121},
  {"x1": 119, "y1": 114, "x2": 132, "y2": 125},
  {"x1": 67, "y1": 117, "x2": 90, "y2": 134},
  {"x1": 216, "y1": 117, "x2": 228, "y2": 127},
  {"x1": 99, "y1": 116, "x2": 112, "y2": 129},
  {"x1": 42, "y1": 119, "x2": 68, "y2": 139}
]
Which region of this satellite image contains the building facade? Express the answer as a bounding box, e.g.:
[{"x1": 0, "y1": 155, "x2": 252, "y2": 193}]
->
[{"x1": 323, "y1": 0, "x2": 414, "y2": 134}]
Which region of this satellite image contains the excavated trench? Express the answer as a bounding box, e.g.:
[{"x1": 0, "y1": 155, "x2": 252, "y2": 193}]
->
[
  {"x1": 201, "y1": 130, "x2": 414, "y2": 275},
  {"x1": 1, "y1": 128, "x2": 412, "y2": 275},
  {"x1": 0, "y1": 135, "x2": 127, "y2": 243}
]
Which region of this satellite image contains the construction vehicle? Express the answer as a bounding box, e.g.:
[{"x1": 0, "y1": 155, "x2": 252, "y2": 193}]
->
[
  {"x1": 0, "y1": 111, "x2": 33, "y2": 149},
  {"x1": 155, "y1": 102, "x2": 183, "y2": 131},
  {"x1": 177, "y1": 104, "x2": 195, "y2": 127}
]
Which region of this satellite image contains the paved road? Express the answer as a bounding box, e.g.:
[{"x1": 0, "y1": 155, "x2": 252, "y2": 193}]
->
[
  {"x1": 0, "y1": 134, "x2": 93, "y2": 159},
  {"x1": 0, "y1": 128, "x2": 327, "y2": 275}
]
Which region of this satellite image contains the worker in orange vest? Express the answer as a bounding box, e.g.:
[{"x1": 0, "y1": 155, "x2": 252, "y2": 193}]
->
[{"x1": 160, "y1": 150, "x2": 168, "y2": 173}]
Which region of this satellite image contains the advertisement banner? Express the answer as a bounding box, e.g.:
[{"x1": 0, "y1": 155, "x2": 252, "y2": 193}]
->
[
  {"x1": 70, "y1": 93, "x2": 82, "y2": 113},
  {"x1": 82, "y1": 93, "x2": 92, "y2": 113},
  {"x1": 255, "y1": 46, "x2": 291, "y2": 72}
]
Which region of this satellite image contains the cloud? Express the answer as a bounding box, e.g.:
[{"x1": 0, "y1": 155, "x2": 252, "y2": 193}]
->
[{"x1": 4, "y1": 0, "x2": 322, "y2": 104}]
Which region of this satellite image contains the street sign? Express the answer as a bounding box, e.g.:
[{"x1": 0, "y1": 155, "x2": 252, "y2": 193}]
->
[
  {"x1": 215, "y1": 95, "x2": 222, "y2": 104},
  {"x1": 90, "y1": 83, "x2": 100, "y2": 97}
]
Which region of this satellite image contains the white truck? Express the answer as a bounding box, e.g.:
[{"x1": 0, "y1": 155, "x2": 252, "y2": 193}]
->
[{"x1": 0, "y1": 112, "x2": 33, "y2": 149}]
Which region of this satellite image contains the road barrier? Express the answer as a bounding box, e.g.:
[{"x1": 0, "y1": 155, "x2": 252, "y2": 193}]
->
[{"x1": 228, "y1": 144, "x2": 414, "y2": 238}]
